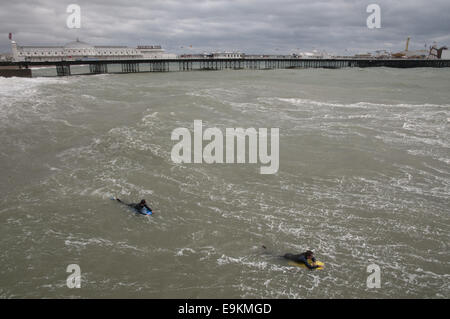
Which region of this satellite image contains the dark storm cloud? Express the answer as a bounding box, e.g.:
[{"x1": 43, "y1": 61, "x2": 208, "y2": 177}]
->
[{"x1": 0, "y1": 0, "x2": 449, "y2": 54}]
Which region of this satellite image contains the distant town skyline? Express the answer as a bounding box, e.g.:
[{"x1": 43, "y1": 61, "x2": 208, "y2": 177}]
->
[{"x1": 1, "y1": 0, "x2": 449, "y2": 55}]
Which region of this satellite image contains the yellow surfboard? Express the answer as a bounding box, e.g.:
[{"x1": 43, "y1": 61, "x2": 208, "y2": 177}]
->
[{"x1": 288, "y1": 260, "x2": 325, "y2": 270}]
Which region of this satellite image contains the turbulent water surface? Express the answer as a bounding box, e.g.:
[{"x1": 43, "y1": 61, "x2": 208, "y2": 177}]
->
[{"x1": 0, "y1": 67, "x2": 449, "y2": 298}]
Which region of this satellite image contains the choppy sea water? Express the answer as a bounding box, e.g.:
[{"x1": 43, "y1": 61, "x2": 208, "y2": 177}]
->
[{"x1": 0, "y1": 67, "x2": 449, "y2": 298}]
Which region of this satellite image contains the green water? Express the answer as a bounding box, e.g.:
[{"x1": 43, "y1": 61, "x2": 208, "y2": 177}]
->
[{"x1": 0, "y1": 67, "x2": 449, "y2": 298}]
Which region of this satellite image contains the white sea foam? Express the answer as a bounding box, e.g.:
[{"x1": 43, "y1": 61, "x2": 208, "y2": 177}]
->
[
  {"x1": 175, "y1": 248, "x2": 196, "y2": 256},
  {"x1": 278, "y1": 98, "x2": 450, "y2": 109}
]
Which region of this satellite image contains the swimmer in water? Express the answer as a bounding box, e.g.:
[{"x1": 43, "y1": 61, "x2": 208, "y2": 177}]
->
[
  {"x1": 283, "y1": 250, "x2": 319, "y2": 270},
  {"x1": 262, "y1": 246, "x2": 319, "y2": 270},
  {"x1": 115, "y1": 198, "x2": 152, "y2": 215}
]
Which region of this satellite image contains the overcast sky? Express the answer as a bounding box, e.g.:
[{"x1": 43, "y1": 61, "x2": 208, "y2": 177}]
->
[{"x1": 0, "y1": 0, "x2": 449, "y2": 55}]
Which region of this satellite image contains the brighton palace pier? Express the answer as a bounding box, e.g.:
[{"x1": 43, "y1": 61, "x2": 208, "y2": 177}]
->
[
  {"x1": 10, "y1": 38, "x2": 176, "y2": 62},
  {"x1": 1, "y1": 39, "x2": 449, "y2": 77}
]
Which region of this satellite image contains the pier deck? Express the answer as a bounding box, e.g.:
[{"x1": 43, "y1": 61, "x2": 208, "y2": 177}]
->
[{"x1": 1, "y1": 58, "x2": 449, "y2": 77}]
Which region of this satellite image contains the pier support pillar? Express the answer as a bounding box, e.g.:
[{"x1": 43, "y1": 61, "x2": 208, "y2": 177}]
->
[
  {"x1": 56, "y1": 65, "x2": 71, "y2": 76},
  {"x1": 121, "y1": 63, "x2": 139, "y2": 73},
  {"x1": 89, "y1": 63, "x2": 108, "y2": 74}
]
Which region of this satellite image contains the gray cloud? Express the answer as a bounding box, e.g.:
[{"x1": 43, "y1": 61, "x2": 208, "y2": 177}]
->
[{"x1": 0, "y1": 0, "x2": 449, "y2": 55}]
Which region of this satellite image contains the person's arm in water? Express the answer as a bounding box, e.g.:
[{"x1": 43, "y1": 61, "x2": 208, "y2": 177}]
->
[
  {"x1": 144, "y1": 204, "x2": 152, "y2": 212},
  {"x1": 116, "y1": 198, "x2": 135, "y2": 208}
]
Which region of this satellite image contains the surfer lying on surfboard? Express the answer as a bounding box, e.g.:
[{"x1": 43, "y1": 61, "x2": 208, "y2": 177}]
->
[
  {"x1": 115, "y1": 198, "x2": 153, "y2": 215},
  {"x1": 262, "y1": 246, "x2": 321, "y2": 270},
  {"x1": 283, "y1": 251, "x2": 319, "y2": 270}
]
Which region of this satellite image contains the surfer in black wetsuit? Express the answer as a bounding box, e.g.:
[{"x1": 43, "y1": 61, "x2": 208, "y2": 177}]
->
[
  {"x1": 261, "y1": 246, "x2": 319, "y2": 270},
  {"x1": 116, "y1": 198, "x2": 152, "y2": 214},
  {"x1": 283, "y1": 250, "x2": 318, "y2": 269}
]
